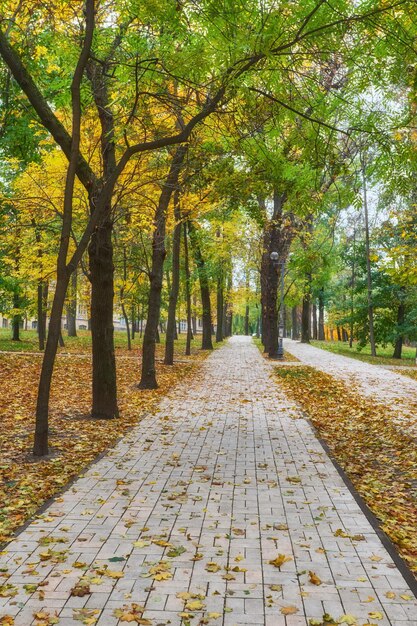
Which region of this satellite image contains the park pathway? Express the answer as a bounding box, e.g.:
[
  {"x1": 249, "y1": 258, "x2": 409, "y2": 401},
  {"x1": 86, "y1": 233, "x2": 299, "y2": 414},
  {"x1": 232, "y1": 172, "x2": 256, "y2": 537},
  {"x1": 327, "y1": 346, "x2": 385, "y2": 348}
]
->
[
  {"x1": 283, "y1": 339, "x2": 417, "y2": 439},
  {"x1": 1, "y1": 337, "x2": 416, "y2": 626}
]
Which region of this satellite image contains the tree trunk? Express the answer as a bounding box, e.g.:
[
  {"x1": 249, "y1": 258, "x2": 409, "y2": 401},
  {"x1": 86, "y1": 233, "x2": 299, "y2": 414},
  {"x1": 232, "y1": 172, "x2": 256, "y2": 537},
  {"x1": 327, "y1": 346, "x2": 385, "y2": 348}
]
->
[
  {"x1": 188, "y1": 220, "x2": 213, "y2": 350},
  {"x1": 337, "y1": 326, "x2": 342, "y2": 341},
  {"x1": 312, "y1": 301, "x2": 318, "y2": 340},
  {"x1": 66, "y1": 268, "x2": 77, "y2": 337},
  {"x1": 88, "y1": 218, "x2": 119, "y2": 417},
  {"x1": 183, "y1": 222, "x2": 193, "y2": 355},
  {"x1": 34, "y1": 274, "x2": 71, "y2": 455},
  {"x1": 393, "y1": 296, "x2": 405, "y2": 359},
  {"x1": 318, "y1": 289, "x2": 325, "y2": 340},
  {"x1": 291, "y1": 306, "x2": 298, "y2": 340},
  {"x1": 216, "y1": 270, "x2": 224, "y2": 342},
  {"x1": 164, "y1": 190, "x2": 181, "y2": 365},
  {"x1": 361, "y1": 153, "x2": 376, "y2": 356},
  {"x1": 244, "y1": 304, "x2": 249, "y2": 335},
  {"x1": 37, "y1": 281, "x2": 48, "y2": 350},
  {"x1": 131, "y1": 306, "x2": 135, "y2": 340},
  {"x1": 139, "y1": 146, "x2": 187, "y2": 388},
  {"x1": 192, "y1": 292, "x2": 197, "y2": 337},
  {"x1": 301, "y1": 292, "x2": 310, "y2": 344},
  {"x1": 12, "y1": 288, "x2": 20, "y2": 341}
]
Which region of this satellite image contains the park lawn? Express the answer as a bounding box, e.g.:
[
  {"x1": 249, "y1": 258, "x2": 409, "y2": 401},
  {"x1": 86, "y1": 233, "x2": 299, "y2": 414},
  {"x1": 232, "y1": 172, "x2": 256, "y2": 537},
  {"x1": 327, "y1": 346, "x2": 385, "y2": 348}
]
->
[
  {"x1": 252, "y1": 336, "x2": 299, "y2": 362},
  {"x1": 274, "y1": 365, "x2": 417, "y2": 573},
  {"x1": 311, "y1": 340, "x2": 416, "y2": 367},
  {"x1": 0, "y1": 334, "x2": 207, "y2": 544},
  {"x1": 0, "y1": 327, "x2": 201, "y2": 356}
]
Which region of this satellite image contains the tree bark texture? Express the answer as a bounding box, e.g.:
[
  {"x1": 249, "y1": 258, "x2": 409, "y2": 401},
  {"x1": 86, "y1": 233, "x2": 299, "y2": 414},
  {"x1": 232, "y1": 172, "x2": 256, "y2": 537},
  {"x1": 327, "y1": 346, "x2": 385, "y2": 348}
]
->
[
  {"x1": 139, "y1": 146, "x2": 187, "y2": 388},
  {"x1": 66, "y1": 268, "x2": 77, "y2": 337},
  {"x1": 216, "y1": 270, "x2": 224, "y2": 342},
  {"x1": 318, "y1": 289, "x2": 325, "y2": 340},
  {"x1": 188, "y1": 220, "x2": 213, "y2": 350},
  {"x1": 164, "y1": 190, "x2": 182, "y2": 365}
]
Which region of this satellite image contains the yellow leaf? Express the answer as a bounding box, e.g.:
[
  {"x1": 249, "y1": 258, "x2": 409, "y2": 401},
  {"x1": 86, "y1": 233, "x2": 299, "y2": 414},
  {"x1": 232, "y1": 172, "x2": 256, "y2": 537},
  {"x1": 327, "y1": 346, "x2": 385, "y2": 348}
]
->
[
  {"x1": 280, "y1": 605, "x2": 298, "y2": 615},
  {"x1": 269, "y1": 554, "x2": 292, "y2": 569},
  {"x1": 368, "y1": 612, "x2": 383, "y2": 620},
  {"x1": 185, "y1": 600, "x2": 205, "y2": 611},
  {"x1": 308, "y1": 571, "x2": 322, "y2": 585},
  {"x1": 106, "y1": 570, "x2": 124, "y2": 579},
  {"x1": 339, "y1": 615, "x2": 358, "y2": 625},
  {"x1": 205, "y1": 562, "x2": 221, "y2": 573}
]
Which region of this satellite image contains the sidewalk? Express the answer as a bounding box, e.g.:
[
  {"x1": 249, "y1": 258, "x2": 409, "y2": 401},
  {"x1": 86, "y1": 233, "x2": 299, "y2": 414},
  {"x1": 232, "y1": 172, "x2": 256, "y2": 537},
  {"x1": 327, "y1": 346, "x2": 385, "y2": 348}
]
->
[
  {"x1": 283, "y1": 339, "x2": 417, "y2": 439},
  {"x1": 0, "y1": 337, "x2": 416, "y2": 625}
]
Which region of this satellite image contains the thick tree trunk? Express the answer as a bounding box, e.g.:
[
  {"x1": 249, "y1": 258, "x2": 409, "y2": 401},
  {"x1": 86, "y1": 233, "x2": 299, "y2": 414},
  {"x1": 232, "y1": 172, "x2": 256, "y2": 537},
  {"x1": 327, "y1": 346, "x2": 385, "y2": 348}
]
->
[
  {"x1": 337, "y1": 326, "x2": 342, "y2": 341},
  {"x1": 140, "y1": 146, "x2": 186, "y2": 388},
  {"x1": 188, "y1": 220, "x2": 213, "y2": 350},
  {"x1": 291, "y1": 306, "x2": 298, "y2": 340},
  {"x1": 164, "y1": 191, "x2": 181, "y2": 365},
  {"x1": 301, "y1": 293, "x2": 310, "y2": 344},
  {"x1": 183, "y1": 222, "x2": 193, "y2": 355},
  {"x1": 216, "y1": 270, "x2": 224, "y2": 342},
  {"x1": 318, "y1": 289, "x2": 325, "y2": 340},
  {"x1": 66, "y1": 268, "x2": 77, "y2": 337},
  {"x1": 393, "y1": 297, "x2": 405, "y2": 359},
  {"x1": 88, "y1": 219, "x2": 119, "y2": 417}
]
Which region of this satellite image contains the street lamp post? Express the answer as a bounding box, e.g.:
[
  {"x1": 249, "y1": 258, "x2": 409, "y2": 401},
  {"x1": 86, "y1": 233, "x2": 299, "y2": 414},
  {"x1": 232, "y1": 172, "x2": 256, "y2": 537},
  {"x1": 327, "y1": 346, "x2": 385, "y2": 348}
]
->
[{"x1": 269, "y1": 251, "x2": 285, "y2": 360}]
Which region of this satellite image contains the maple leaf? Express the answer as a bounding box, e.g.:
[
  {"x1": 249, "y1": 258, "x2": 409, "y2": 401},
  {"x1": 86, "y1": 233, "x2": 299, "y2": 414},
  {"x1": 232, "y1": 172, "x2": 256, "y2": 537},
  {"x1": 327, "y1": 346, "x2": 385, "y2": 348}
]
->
[
  {"x1": 185, "y1": 600, "x2": 205, "y2": 611},
  {"x1": 113, "y1": 604, "x2": 151, "y2": 624},
  {"x1": 280, "y1": 605, "x2": 298, "y2": 615},
  {"x1": 167, "y1": 545, "x2": 186, "y2": 558},
  {"x1": 205, "y1": 562, "x2": 221, "y2": 572},
  {"x1": 308, "y1": 571, "x2": 322, "y2": 585},
  {"x1": 268, "y1": 554, "x2": 292, "y2": 569},
  {"x1": 71, "y1": 583, "x2": 91, "y2": 597},
  {"x1": 338, "y1": 615, "x2": 358, "y2": 625}
]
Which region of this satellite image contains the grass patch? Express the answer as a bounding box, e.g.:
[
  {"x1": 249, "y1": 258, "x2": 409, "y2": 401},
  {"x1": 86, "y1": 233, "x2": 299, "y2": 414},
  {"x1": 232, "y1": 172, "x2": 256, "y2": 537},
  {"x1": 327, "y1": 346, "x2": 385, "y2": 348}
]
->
[
  {"x1": 311, "y1": 340, "x2": 416, "y2": 367},
  {"x1": 274, "y1": 365, "x2": 417, "y2": 573}
]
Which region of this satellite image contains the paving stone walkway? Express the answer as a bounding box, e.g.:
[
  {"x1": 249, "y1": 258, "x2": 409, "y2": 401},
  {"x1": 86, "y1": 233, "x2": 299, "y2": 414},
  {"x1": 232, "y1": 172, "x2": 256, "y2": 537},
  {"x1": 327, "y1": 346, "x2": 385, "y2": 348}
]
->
[
  {"x1": 283, "y1": 339, "x2": 417, "y2": 439},
  {"x1": 1, "y1": 337, "x2": 416, "y2": 626}
]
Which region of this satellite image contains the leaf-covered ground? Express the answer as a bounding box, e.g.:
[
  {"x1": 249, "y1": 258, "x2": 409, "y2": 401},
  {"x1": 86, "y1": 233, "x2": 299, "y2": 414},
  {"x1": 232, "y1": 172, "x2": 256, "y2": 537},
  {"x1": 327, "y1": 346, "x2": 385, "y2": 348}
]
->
[
  {"x1": 0, "y1": 337, "x2": 207, "y2": 544},
  {"x1": 274, "y1": 366, "x2": 417, "y2": 574}
]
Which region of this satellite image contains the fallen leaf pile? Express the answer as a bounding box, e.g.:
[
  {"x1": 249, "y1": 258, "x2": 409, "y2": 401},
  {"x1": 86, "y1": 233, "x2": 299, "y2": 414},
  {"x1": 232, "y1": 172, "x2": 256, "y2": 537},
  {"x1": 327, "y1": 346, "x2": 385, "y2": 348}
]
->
[
  {"x1": 275, "y1": 366, "x2": 417, "y2": 571},
  {"x1": 0, "y1": 342, "x2": 206, "y2": 543}
]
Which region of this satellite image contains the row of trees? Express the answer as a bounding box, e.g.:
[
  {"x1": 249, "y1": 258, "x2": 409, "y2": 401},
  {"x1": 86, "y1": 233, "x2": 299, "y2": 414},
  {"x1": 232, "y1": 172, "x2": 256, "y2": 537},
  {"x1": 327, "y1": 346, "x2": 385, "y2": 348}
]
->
[{"x1": 0, "y1": 0, "x2": 416, "y2": 456}]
